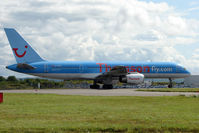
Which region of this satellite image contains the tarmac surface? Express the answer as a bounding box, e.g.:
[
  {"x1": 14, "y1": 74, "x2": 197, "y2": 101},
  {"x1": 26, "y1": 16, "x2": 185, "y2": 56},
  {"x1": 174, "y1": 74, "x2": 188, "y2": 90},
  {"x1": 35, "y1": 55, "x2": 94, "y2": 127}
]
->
[{"x1": 1, "y1": 89, "x2": 199, "y2": 96}]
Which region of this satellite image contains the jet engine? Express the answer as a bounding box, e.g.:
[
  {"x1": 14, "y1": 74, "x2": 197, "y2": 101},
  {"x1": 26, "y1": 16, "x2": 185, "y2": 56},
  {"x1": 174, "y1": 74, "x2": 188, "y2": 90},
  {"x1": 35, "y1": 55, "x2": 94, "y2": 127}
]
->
[{"x1": 119, "y1": 73, "x2": 144, "y2": 84}]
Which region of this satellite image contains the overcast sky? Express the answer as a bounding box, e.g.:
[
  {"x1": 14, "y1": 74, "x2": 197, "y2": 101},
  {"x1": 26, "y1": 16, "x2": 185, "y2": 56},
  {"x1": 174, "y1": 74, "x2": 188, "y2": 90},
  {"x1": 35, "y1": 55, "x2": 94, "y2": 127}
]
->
[{"x1": 0, "y1": 0, "x2": 199, "y2": 77}]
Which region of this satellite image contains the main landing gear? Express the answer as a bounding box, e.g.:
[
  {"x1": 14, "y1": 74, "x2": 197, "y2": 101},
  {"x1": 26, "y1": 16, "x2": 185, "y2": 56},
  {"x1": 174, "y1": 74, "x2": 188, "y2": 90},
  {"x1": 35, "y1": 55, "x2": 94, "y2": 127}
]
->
[
  {"x1": 90, "y1": 80, "x2": 113, "y2": 89},
  {"x1": 90, "y1": 84, "x2": 100, "y2": 89},
  {"x1": 90, "y1": 84, "x2": 113, "y2": 89},
  {"x1": 102, "y1": 84, "x2": 113, "y2": 89},
  {"x1": 90, "y1": 80, "x2": 100, "y2": 89},
  {"x1": 168, "y1": 78, "x2": 173, "y2": 88}
]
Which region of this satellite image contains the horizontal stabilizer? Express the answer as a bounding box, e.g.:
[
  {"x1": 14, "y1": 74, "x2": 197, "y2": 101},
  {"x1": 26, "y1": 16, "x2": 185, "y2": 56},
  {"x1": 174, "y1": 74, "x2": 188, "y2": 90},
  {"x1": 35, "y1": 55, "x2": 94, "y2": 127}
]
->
[{"x1": 17, "y1": 63, "x2": 35, "y2": 70}]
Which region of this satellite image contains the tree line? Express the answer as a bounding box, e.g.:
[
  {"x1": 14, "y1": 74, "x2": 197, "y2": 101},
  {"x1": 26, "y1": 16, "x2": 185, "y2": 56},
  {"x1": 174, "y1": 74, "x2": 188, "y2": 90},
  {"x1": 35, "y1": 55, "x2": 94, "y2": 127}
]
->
[{"x1": 0, "y1": 76, "x2": 64, "y2": 89}]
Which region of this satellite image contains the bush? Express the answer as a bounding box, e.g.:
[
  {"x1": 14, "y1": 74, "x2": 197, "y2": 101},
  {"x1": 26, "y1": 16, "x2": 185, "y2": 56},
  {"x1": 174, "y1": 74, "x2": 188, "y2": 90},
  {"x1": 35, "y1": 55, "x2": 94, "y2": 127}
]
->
[
  {"x1": 0, "y1": 76, "x2": 6, "y2": 82},
  {"x1": 7, "y1": 76, "x2": 18, "y2": 82}
]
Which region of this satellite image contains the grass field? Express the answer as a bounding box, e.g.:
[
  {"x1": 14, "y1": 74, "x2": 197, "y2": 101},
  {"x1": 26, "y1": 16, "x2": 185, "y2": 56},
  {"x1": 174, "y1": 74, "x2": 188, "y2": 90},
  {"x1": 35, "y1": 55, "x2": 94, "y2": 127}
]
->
[
  {"x1": 137, "y1": 88, "x2": 199, "y2": 92},
  {"x1": 0, "y1": 94, "x2": 199, "y2": 133}
]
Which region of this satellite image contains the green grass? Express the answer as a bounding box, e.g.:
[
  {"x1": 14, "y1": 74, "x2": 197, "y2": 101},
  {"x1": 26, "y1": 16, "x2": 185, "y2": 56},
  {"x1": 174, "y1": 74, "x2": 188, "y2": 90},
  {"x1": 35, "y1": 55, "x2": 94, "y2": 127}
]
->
[
  {"x1": 0, "y1": 94, "x2": 199, "y2": 132},
  {"x1": 137, "y1": 88, "x2": 199, "y2": 92}
]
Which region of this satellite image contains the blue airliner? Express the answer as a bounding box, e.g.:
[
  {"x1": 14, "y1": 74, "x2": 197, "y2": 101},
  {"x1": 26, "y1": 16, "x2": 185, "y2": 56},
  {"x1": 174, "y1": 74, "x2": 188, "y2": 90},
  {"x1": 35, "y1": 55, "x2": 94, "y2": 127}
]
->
[{"x1": 4, "y1": 28, "x2": 191, "y2": 89}]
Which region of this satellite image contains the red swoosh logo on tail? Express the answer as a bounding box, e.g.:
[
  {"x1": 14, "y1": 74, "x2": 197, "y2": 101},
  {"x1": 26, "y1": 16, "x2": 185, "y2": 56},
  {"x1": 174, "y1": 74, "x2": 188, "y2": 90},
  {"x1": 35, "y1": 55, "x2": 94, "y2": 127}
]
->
[{"x1": 13, "y1": 45, "x2": 28, "y2": 58}]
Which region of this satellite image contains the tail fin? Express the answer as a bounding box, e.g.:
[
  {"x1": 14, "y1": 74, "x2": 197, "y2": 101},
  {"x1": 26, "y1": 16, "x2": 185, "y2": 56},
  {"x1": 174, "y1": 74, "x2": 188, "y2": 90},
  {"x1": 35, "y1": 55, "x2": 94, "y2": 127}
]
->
[{"x1": 4, "y1": 28, "x2": 44, "y2": 63}]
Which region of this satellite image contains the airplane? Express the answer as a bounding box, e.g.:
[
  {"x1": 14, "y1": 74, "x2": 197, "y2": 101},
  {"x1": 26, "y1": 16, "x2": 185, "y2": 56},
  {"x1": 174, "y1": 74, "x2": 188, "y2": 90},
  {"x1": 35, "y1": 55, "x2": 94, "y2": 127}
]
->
[{"x1": 4, "y1": 28, "x2": 191, "y2": 89}]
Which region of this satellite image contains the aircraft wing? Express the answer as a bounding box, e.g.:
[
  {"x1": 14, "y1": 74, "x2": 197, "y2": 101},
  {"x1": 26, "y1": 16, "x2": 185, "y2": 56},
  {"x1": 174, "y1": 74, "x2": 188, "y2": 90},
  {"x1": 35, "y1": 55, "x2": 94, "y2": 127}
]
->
[
  {"x1": 96, "y1": 66, "x2": 127, "y2": 79},
  {"x1": 92, "y1": 65, "x2": 144, "y2": 88}
]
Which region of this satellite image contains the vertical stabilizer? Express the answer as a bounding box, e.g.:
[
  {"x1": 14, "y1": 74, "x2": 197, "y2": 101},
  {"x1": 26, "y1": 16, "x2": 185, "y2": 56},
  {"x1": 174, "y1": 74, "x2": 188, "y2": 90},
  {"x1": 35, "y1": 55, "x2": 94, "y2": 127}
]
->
[{"x1": 4, "y1": 28, "x2": 44, "y2": 63}]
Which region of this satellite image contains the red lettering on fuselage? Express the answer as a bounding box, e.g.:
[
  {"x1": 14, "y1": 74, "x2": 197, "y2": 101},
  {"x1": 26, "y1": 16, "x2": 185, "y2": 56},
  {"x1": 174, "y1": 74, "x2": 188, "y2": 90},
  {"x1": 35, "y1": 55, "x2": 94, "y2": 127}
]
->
[
  {"x1": 136, "y1": 66, "x2": 142, "y2": 73},
  {"x1": 96, "y1": 63, "x2": 105, "y2": 72},
  {"x1": 143, "y1": 66, "x2": 150, "y2": 72},
  {"x1": 96, "y1": 63, "x2": 150, "y2": 73},
  {"x1": 130, "y1": 66, "x2": 136, "y2": 72},
  {"x1": 105, "y1": 64, "x2": 108, "y2": 72},
  {"x1": 129, "y1": 77, "x2": 140, "y2": 80},
  {"x1": 125, "y1": 66, "x2": 129, "y2": 72},
  {"x1": 107, "y1": 65, "x2": 111, "y2": 71}
]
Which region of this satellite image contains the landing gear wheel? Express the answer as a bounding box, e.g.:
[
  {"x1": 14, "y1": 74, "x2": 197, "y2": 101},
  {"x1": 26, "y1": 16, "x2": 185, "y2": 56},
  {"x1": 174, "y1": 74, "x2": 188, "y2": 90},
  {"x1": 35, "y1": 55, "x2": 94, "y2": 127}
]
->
[
  {"x1": 102, "y1": 84, "x2": 113, "y2": 89},
  {"x1": 168, "y1": 84, "x2": 173, "y2": 88},
  {"x1": 168, "y1": 78, "x2": 173, "y2": 88},
  {"x1": 90, "y1": 84, "x2": 100, "y2": 89}
]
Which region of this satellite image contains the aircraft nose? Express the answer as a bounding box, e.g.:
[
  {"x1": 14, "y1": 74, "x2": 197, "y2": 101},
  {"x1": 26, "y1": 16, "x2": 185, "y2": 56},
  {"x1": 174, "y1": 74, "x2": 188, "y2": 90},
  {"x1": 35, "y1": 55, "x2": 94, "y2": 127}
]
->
[
  {"x1": 187, "y1": 70, "x2": 191, "y2": 75},
  {"x1": 185, "y1": 69, "x2": 191, "y2": 77}
]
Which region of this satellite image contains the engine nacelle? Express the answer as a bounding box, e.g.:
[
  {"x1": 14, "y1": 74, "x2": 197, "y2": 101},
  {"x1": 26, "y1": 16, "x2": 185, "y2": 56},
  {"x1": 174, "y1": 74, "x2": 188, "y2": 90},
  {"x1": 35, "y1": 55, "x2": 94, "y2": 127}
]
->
[{"x1": 120, "y1": 73, "x2": 144, "y2": 84}]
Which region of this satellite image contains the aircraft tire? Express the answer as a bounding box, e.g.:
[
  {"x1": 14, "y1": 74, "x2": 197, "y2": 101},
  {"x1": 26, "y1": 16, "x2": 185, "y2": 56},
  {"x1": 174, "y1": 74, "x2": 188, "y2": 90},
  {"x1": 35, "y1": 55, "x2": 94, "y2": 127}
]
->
[
  {"x1": 168, "y1": 84, "x2": 173, "y2": 88},
  {"x1": 90, "y1": 84, "x2": 100, "y2": 89},
  {"x1": 102, "y1": 84, "x2": 113, "y2": 89}
]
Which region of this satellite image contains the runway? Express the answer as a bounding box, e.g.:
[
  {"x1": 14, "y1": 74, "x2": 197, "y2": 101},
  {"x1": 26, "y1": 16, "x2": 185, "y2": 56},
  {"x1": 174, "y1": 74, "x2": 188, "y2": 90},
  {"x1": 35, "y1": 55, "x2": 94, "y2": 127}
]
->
[{"x1": 1, "y1": 89, "x2": 199, "y2": 96}]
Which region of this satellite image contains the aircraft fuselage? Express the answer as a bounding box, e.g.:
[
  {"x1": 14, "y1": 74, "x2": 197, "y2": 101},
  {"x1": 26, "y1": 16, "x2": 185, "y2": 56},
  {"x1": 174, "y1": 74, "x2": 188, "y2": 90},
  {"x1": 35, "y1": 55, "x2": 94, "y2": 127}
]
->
[{"x1": 7, "y1": 61, "x2": 190, "y2": 80}]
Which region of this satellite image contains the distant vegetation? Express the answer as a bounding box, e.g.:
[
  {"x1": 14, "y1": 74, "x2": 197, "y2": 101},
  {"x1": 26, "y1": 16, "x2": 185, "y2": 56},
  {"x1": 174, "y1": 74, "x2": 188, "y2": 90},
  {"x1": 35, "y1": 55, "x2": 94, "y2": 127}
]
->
[
  {"x1": 0, "y1": 76, "x2": 185, "y2": 90},
  {"x1": 151, "y1": 81, "x2": 177, "y2": 86},
  {"x1": 0, "y1": 76, "x2": 65, "y2": 90},
  {"x1": 0, "y1": 76, "x2": 95, "y2": 90}
]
